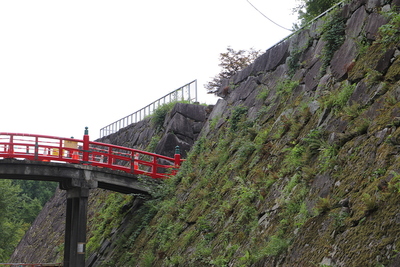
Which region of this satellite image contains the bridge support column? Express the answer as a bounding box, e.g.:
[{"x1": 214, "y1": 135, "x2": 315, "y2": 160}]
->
[{"x1": 64, "y1": 187, "x2": 89, "y2": 267}]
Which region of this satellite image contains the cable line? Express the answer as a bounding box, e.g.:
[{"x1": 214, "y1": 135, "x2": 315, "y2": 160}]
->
[{"x1": 246, "y1": 0, "x2": 293, "y2": 31}]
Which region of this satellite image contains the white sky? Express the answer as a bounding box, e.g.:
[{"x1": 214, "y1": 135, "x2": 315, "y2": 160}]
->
[{"x1": 0, "y1": 0, "x2": 299, "y2": 140}]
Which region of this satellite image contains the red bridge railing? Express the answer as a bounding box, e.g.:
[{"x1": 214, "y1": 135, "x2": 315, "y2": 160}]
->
[{"x1": 0, "y1": 127, "x2": 183, "y2": 179}]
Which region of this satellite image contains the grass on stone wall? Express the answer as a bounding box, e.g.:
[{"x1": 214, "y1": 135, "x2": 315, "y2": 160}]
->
[
  {"x1": 88, "y1": 5, "x2": 400, "y2": 265},
  {"x1": 377, "y1": 8, "x2": 400, "y2": 49},
  {"x1": 319, "y1": 81, "x2": 356, "y2": 115},
  {"x1": 86, "y1": 193, "x2": 134, "y2": 257}
]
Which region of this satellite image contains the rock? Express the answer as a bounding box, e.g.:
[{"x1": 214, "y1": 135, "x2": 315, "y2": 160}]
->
[
  {"x1": 364, "y1": 12, "x2": 389, "y2": 41},
  {"x1": 331, "y1": 38, "x2": 358, "y2": 80},
  {"x1": 167, "y1": 103, "x2": 207, "y2": 122},
  {"x1": 251, "y1": 40, "x2": 290, "y2": 74},
  {"x1": 304, "y1": 60, "x2": 323, "y2": 91},
  {"x1": 345, "y1": 5, "x2": 368, "y2": 39}
]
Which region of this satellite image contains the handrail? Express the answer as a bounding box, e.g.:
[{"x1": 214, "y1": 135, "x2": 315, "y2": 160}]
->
[
  {"x1": 0, "y1": 128, "x2": 183, "y2": 179},
  {"x1": 100, "y1": 80, "x2": 198, "y2": 138}
]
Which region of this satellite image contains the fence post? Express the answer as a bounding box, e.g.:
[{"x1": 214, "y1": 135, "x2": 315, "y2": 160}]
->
[{"x1": 82, "y1": 127, "x2": 90, "y2": 164}]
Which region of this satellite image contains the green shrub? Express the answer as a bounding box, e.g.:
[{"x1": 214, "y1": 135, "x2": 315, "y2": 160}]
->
[
  {"x1": 276, "y1": 79, "x2": 300, "y2": 96},
  {"x1": 230, "y1": 105, "x2": 249, "y2": 131},
  {"x1": 141, "y1": 251, "x2": 155, "y2": 267},
  {"x1": 315, "y1": 196, "x2": 333, "y2": 214},
  {"x1": 320, "y1": 82, "x2": 355, "y2": 115},
  {"x1": 377, "y1": 10, "x2": 400, "y2": 48},
  {"x1": 263, "y1": 235, "x2": 290, "y2": 256},
  {"x1": 150, "y1": 101, "x2": 184, "y2": 128},
  {"x1": 256, "y1": 86, "x2": 269, "y2": 101}
]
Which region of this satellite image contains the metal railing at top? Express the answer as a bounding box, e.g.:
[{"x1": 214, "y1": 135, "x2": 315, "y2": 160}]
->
[
  {"x1": 0, "y1": 128, "x2": 183, "y2": 179},
  {"x1": 100, "y1": 80, "x2": 198, "y2": 138},
  {"x1": 265, "y1": 1, "x2": 346, "y2": 52}
]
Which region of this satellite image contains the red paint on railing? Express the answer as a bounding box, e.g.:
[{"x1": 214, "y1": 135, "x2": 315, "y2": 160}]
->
[{"x1": 0, "y1": 128, "x2": 183, "y2": 179}]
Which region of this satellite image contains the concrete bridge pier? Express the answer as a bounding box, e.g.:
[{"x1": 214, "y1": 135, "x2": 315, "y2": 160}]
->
[{"x1": 63, "y1": 187, "x2": 89, "y2": 267}]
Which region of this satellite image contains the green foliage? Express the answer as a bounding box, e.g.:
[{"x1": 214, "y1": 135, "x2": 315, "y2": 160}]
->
[
  {"x1": 12, "y1": 180, "x2": 57, "y2": 206},
  {"x1": 287, "y1": 47, "x2": 303, "y2": 76},
  {"x1": 294, "y1": 0, "x2": 341, "y2": 26},
  {"x1": 320, "y1": 12, "x2": 346, "y2": 75},
  {"x1": 0, "y1": 179, "x2": 56, "y2": 261},
  {"x1": 276, "y1": 79, "x2": 300, "y2": 96},
  {"x1": 150, "y1": 101, "x2": 178, "y2": 128},
  {"x1": 377, "y1": 9, "x2": 400, "y2": 48},
  {"x1": 282, "y1": 144, "x2": 306, "y2": 174},
  {"x1": 315, "y1": 196, "x2": 333, "y2": 214},
  {"x1": 330, "y1": 211, "x2": 349, "y2": 228},
  {"x1": 209, "y1": 114, "x2": 221, "y2": 130},
  {"x1": 86, "y1": 193, "x2": 134, "y2": 256},
  {"x1": 141, "y1": 251, "x2": 155, "y2": 267},
  {"x1": 342, "y1": 103, "x2": 363, "y2": 120},
  {"x1": 256, "y1": 86, "x2": 269, "y2": 101},
  {"x1": 230, "y1": 105, "x2": 249, "y2": 131},
  {"x1": 17, "y1": 195, "x2": 42, "y2": 224},
  {"x1": 263, "y1": 235, "x2": 290, "y2": 256},
  {"x1": 0, "y1": 180, "x2": 26, "y2": 262},
  {"x1": 303, "y1": 127, "x2": 324, "y2": 155},
  {"x1": 318, "y1": 141, "x2": 338, "y2": 171},
  {"x1": 320, "y1": 82, "x2": 356, "y2": 115},
  {"x1": 388, "y1": 172, "x2": 400, "y2": 193},
  {"x1": 236, "y1": 141, "x2": 256, "y2": 163},
  {"x1": 361, "y1": 193, "x2": 378, "y2": 213},
  {"x1": 146, "y1": 134, "x2": 161, "y2": 152}
]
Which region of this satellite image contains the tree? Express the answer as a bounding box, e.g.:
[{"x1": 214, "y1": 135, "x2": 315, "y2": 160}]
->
[
  {"x1": 0, "y1": 180, "x2": 57, "y2": 261},
  {"x1": 293, "y1": 0, "x2": 341, "y2": 27},
  {"x1": 0, "y1": 180, "x2": 25, "y2": 262},
  {"x1": 205, "y1": 47, "x2": 262, "y2": 94},
  {"x1": 12, "y1": 180, "x2": 57, "y2": 206}
]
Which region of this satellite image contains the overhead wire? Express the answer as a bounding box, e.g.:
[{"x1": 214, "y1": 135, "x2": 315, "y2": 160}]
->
[{"x1": 246, "y1": 0, "x2": 293, "y2": 31}]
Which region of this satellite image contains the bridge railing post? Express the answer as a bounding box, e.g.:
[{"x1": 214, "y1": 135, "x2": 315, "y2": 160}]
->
[
  {"x1": 82, "y1": 127, "x2": 90, "y2": 164},
  {"x1": 173, "y1": 146, "x2": 181, "y2": 175},
  {"x1": 152, "y1": 155, "x2": 158, "y2": 178},
  {"x1": 8, "y1": 135, "x2": 14, "y2": 156}
]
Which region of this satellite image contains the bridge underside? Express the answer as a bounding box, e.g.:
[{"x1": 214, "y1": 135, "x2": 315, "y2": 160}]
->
[
  {"x1": 0, "y1": 158, "x2": 154, "y2": 267},
  {"x1": 0, "y1": 158, "x2": 152, "y2": 194}
]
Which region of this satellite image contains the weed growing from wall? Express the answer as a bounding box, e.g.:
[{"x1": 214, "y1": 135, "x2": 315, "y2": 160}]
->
[
  {"x1": 377, "y1": 9, "x2": 400, "y2": 49},
  {"x1": 150, "y1": 100, "x2": 190, "y2": 129},
  {"x1": 287, "y1": 46, "x2": 304, "y2": 77},
  {"x1": 320, "y1": 81, "x2": 356, "y2": 115},
  {"x1": 86, "y1": 193, "x2": 134, "y2": 256},
  {"x1": 281, "y1": 144, "x2": 306, "y2": 174},
  {"x1": 388, "y1": 172, "x2": 400, "y2": 193},
  {"x1": 315, "y1": 196, "x2": 333, "y2": 214},
  {"x1": 230, "y1": 105, "x2": 249, "y2": 132},
  {"x1": 256, "y1": 85, "x2": 269, "y2": 101},
  {"x1": 320, "y1": 11, "x2": 346, "y2": 75},
  {"x1": 276, "y1": 79, "x2": 300, "y2": 96}
]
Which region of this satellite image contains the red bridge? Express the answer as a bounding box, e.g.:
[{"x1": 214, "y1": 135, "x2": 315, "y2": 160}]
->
[
  {"x1": 0, "y1": 127, "x2": 184, "y2": 267},
  {"x1": 0, "y1": 127, "x2": 183, "y2": 179}
]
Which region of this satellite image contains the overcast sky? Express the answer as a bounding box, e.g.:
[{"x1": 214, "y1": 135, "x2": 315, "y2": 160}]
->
[{"x1": 0, "y1": 0, "x2": 299, "y2": 140}]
